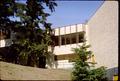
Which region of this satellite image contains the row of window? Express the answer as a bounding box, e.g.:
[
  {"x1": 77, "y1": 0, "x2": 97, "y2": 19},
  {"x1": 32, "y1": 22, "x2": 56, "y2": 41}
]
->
[
  {"x1": 54, "y1": 54, "x2": 78, "y2": 62},
  {"x1": 53, "y1": 31, "x2": 85, "y2": 46},
  {"x1": 0, "y1": 29, "x2": 85, "y2": 46}
]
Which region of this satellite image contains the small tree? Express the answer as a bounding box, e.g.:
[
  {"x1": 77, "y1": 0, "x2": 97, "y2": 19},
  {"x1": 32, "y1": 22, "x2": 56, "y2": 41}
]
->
[{"x1": 72, "y1": 42, "x2": 108, "y2": 81}]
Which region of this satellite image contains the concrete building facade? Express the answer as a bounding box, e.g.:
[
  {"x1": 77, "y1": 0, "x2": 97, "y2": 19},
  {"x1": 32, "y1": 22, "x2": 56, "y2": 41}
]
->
[
  {"x1": 0, "y1": 1, "x2": 118, "y2": 80},
  {"x1": 51, "y1": 24, "x2": 89, "y2": 69},
  {"x1": 51, "y1": 1, "x2": 118, "y2": 70},
  {"x1": 86, "y1": 1, "x2": 118, "y2": 80}
]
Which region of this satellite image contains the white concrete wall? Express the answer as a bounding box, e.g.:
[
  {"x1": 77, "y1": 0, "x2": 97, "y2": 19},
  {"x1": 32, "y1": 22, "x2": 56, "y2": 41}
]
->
[
  {"x1": 60, "y1": 27, "x2": 65, "y2": 35},
  {"x1": 87, "y1": 1, "x2": 118, "y2": 69},
  {"x1": 0, "y1": 40, "x2": 5, "y2": 47},
  {"x1": 87, "y1": 1, "x2": 118, "y2": 80},
  {"x1": 77, "y1": 24, "x2": 83, "y2": 32},
  {"x1": 53, "y1": 60, "x2": 74, "y2": 69},
  {"x1": 54, "y1": 28, "x2": 59, "y2": 36},
  {"x1": 54, "y1": 24, "x2": 84, "y2": 36},
  {"x1": 53, "y1": 43, "x2": 83, "y2": 55},
  {"x1": 66, "y1": 26, "x2": 71, "y2": 34},
  {"x1": 0, "y1": 39, "x2": 12, "y2": 48}
]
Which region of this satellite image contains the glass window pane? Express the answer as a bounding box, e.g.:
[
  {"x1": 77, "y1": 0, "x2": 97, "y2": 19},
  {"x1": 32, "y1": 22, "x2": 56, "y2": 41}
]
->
[
  {"x1": 71, "y1": 33, "x2": 77, "y2": 44},
  {"x1": 54, "y1": 36, "x2": 59, "y2": 46},
  {"x1": 61, "y1": 35, "x2": 65, "y2": 45},
  {"x1": 66, "y1": 34, "x2": 70, "y2": 44},
  {"x1": 79, "y1": 31, "x2": 85, "y2": 43}
]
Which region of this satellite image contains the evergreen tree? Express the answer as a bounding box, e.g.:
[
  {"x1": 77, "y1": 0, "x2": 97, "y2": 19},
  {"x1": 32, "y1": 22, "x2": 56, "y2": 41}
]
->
[
  {"x1": 0, "y1": 0, "x2": 17, "y2": 62},
  {"x1": 72, "y1": 42, "x2": 108, "y2": 81},
  {"x1": 13, "y1": 0, "x2": 57, "y2": 67},
  {"x1": 0, "y1": 0, "x2": 15, "y2": 29},
  {"x1": 0, "y1": 0, "x2": 57, "y2": 68}
]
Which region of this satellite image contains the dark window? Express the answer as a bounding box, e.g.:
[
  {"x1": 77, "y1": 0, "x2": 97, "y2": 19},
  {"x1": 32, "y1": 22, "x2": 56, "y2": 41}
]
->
[
  {"x1": 54, "y1": 36, "x2": 59, "y2": 46},
  {"x1": 54, "y1": 54, "x2": 78, "y2": 61},
  {"x1": 54, "y1": 55, "x2": 57, "y2": 61},
  {"x1": 79, "y1": 31, "x2": 85, "y2": 43},
  {"x1": 71, "y1": 33, "x2": 77, "y2": 44},
  {"x1": 61, "y1": 35, "x2": 65, "y2": 45},
  {"x1": 66, "y1": 34, "x2": 70, "y2": 44},
  {"x1": 53, "y1": 31, "x2": 85, "y2": 46}
]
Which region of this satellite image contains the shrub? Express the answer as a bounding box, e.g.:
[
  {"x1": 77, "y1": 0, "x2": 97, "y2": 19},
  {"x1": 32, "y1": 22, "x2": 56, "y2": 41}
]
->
[{"x1": 72, "y1": 43, "x2": 108, "y2": 81}]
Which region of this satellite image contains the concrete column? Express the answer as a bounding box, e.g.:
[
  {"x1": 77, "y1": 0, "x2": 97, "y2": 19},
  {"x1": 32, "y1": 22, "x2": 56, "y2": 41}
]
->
[
  {"x1": 70, "y1": 25, "x2": 72, "y2": 45},
  {"x1": 84, "y1": 24, "x2": 89, "y2": 45},
  {"x1": 76, "y1": 24, "x2": 79, "y2": 44},
  {"x1": 59, "y1": 27, "x2": 61, "y2": 46},
  {"x1": 65, "y1": 26, "x2": 66, "y2": 45}
]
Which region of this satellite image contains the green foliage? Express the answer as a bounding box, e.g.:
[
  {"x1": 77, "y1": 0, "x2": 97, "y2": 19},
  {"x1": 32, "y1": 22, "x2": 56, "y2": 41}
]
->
[
  {"x1": 14, "y1": 0, "x2": 57, "y2": 68},
  {"x1": 0, "y1": 0, "x2": 57, "y2": 68},
  {"x1": 72, "y1": 42, "x2": 108, "y2": 81},
  {"x1": 86, "y1": 66, "x2": 108, "y2": 81},
  {"x1": 0, "y1": 0, "x2": 15, "y2": 30}
]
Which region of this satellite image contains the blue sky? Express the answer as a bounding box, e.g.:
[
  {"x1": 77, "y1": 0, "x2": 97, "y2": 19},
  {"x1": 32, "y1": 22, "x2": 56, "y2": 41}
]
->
[
  {"x1": 46, "y1": 1, "x2": 104, "y2": 28},
  {"x1": 15, "y1": 0, "x2": 104, "y2": 28}
]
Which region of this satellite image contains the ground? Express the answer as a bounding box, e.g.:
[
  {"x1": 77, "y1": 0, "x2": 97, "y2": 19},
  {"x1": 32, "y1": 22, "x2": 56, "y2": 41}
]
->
[{"x1": 0, "y1": 61, "x2": 71, "y2": 80}]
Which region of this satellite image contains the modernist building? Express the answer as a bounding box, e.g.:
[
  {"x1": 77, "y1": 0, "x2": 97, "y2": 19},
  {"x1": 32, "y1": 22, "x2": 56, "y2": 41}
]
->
[
  {"x1": 0, "y1": 1, "x2": 118, "y2": 80},
  {"x1": 50, "y1": 24, "x2": 89, "y2": 69},
  {"x1": 50, "y1": 1, "x2": 118, "y2": 80},
  {"x1": 86, "y1": 1, "x2": 118, "y2": 80}
]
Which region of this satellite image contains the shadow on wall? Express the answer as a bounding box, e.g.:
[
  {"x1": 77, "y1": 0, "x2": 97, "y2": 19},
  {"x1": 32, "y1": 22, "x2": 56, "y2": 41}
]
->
[{"x1": 106, "y1": 67, "x2": 118, "y2": 80}]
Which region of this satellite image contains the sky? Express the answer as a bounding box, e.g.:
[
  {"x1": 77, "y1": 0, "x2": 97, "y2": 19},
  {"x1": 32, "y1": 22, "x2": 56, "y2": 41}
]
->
[
  {"x1": 15, "y1": 0, "x2": 104, "y2": 28},
  {"x1": 46, "y1": 1, "x2": 104, "y2": 28}
]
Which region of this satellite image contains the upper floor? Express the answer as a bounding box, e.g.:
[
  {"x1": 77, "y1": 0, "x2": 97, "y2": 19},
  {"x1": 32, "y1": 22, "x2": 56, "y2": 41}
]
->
[
  {"x1": 51, "y1": 24, "x2": 88, "y2": 55},
  {"x1": 0, "y1": 24, "x2": 88, "y2": 49}
]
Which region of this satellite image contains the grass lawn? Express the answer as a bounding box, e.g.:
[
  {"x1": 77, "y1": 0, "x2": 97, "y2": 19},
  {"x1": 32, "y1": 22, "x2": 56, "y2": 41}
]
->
[{"x1": 0, "y1": 61, "x2": 72, "y2": 80}]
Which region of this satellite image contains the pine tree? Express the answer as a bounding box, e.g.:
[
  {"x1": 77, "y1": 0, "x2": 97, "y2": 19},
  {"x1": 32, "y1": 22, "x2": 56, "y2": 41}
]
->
[
  {"x1": 72, "y1": 42, "x2": 108, "y2": 81},
  {"x1": 0, "y1": 0, "x2": 17, "y2": 62},
  {"x1": 13, "y1": 0, "x2": 57, "y2": 67},
  {"x1": 0, "y1": 0, "x2": 57, "y2": 68}
]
